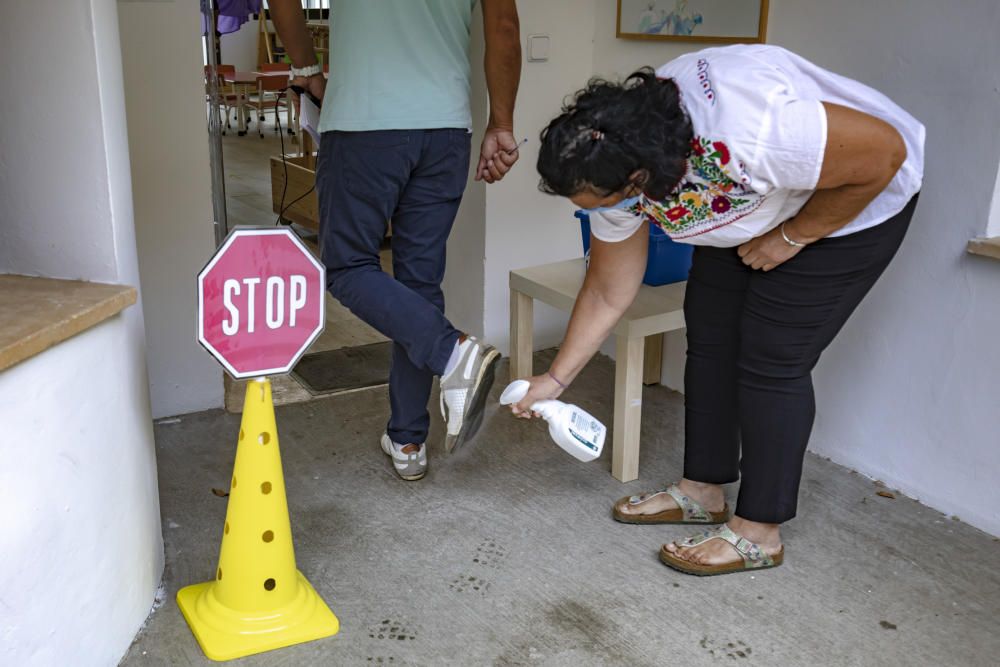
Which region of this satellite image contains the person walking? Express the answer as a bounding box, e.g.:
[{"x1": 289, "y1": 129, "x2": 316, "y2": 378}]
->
[{"x1": 269, "y1": 0, "x2": 522, "y2": 481}]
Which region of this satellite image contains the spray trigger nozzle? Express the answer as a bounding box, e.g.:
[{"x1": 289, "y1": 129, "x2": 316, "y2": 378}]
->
[{"x1": 499, "y1": 379, "x2": 531, "y2": 406}]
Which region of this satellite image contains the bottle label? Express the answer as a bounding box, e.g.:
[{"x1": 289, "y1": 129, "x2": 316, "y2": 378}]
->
[{"x1": 568, "y1": 428, "x2": 599, "y2": 452}]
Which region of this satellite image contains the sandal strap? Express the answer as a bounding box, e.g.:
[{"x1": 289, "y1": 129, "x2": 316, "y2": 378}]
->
[
  {"x1": 676, "y1": 525, "x2": 776, "y2": 569},
  {"x1": 664, "y1": 485, "x2": 714, "y2": 523},
  {"x1": 625, "y1": 490, "x2": 671, "y2": 506},
  {"x1": 626, "y1": 485, "x2": 718, "y2": 523}
]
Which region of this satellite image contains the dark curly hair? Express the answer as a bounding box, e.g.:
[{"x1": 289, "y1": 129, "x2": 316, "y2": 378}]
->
[{"x1": 537, "y1": 68, "x2": 692, "y2": 201}]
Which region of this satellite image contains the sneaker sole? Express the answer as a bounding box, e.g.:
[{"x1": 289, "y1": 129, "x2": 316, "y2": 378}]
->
[{"x1": 445, "y1": 349, "x2": 500, "y2": 454}]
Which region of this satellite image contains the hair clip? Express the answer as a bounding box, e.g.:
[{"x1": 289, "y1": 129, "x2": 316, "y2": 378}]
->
[{"x1": 591, "y1": 129, "x2": 605, "y2": 141}]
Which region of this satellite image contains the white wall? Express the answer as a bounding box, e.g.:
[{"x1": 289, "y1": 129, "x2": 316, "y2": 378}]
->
[
  {"x1": 220, "y1": 18, "x2": 260, "y2": 71},
  {"x1": 0, "y1": 4, "x2": 118, "y2": 279},
  {"x1": 480, "y1": 0, "x2": 600, "y2": 353},
  {"x1": 118, "y1": 0, "x2": 223, "y2": 418},
  {"x1": 765, "y1": 0, "x2": 1000, "y2": 536},
  {"x1": 0, "y1": 319, "x2": 164, "y2": 666},
  {"x1": 475, "y1": 0, "x2": 702, "y2": 368},
  {"x1": 442, "y1": 5, "x2": 489, "y2": 337},
  {"x1": 0, "y1": 0, "x2": 164, "y2": 663}
]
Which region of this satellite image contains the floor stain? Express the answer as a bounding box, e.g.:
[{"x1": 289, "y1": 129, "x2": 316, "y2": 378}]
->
[
  {"x1": 369, "y1": 618, "x2": 417, "y2": 642},
  {"x1": 700, "y1": 636, "x2": 752, "y2": 660},
  {"x1": 880, "y1": 620, "x2": 898, "y2": 630},
  {"x1": 543, "y1": 599, "x2": 612, "y2": 638},
  {"x1": 449, "y1": 574, "x2": 490, "y2": 595},
  {"x1": 495, "y1": 599, "x2": 655, "y2": 667},
  {"x1": 473, "y1": 538, "x2": 508, "y2": 570}
]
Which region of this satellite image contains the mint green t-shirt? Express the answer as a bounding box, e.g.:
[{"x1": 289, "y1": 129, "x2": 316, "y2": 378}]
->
[{"x1": 318, "y1": 0, "x2": 476, "y2": 132}]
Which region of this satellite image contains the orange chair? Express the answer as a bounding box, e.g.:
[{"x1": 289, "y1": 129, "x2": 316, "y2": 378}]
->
[
  {"x1": 244, "y1": 74, "x2": 293, "y2": 137},
  {"x1": 204, "y1": 64, "x2": 241, "y2": 135}
]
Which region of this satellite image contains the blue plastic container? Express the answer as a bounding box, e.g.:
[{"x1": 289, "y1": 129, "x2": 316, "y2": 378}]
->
[{"x1": 575, "y1": 210, "x2": 693, "y2": 286}]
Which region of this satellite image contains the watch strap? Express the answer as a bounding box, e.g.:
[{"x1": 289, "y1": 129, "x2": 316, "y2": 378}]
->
[{"x1": 290, "y1": 63, "x2": 322, "y2": 78}]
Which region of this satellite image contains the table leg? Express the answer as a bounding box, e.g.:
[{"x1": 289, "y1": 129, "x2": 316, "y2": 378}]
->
[
  {"x1": 643, "y1": 333, "x2": 664, "y2": 386},
  {"x1": 612, "y1": 335, "x2": 645, "y2": 482},
  {"x1": 237, "y1": 84, "x2": 248, "y2": 136},
  {"x1": 510, "y1": 288, "x2": 534, "y2": 381}
]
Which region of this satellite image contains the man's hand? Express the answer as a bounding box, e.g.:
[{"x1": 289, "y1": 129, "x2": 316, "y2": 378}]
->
[
  {"x1": 476, "y1": 126, "x2": 519, "y2": 183},
  {"x1": 480, "y1": 0, "x2": 520, "y2": 182},
  {"x1": 288, "y1": 74, "x2": 326, "y2": 113},
  {"x1": 737, "y1": 225, "x2": 805, "y2": 271}
]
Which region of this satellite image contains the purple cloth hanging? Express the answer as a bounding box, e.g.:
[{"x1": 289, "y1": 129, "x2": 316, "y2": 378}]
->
[{"x1": 202, "y1": 0, "x2": 263, "y2": 36}]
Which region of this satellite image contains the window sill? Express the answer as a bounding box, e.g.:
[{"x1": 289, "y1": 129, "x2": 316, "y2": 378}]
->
[
  {"x1": 967, "y1": 237, "x2": 1000, "y2": 261},
  {"x1": 0, "y1": 275, "x2": 136, "y2": 373}
]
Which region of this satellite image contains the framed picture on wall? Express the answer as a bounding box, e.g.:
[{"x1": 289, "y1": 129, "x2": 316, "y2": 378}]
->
[{"x1": 616, "y1": 0, "x2": 769, "y2": 43}]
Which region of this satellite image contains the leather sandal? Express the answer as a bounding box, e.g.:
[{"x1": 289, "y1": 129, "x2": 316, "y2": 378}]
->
[
  {"x1": 659, "y1": 524, "x2": 784, "y2": 576},
  {"x1": 612, "y1": 484, "x2": 730, "y2": 525}
]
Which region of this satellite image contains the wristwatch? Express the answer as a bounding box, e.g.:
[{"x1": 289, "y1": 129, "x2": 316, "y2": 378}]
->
[{"x1": 290, "y1": 63, "x2": 322, "y2": 78}]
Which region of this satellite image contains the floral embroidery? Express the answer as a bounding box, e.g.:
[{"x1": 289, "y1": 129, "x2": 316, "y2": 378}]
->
[
  {"x1": 629, "y1": 136, "x2": 765, "y2": 239},
  {"x1": 665, "y1": 205, "x2": 689, "y2": 221}
]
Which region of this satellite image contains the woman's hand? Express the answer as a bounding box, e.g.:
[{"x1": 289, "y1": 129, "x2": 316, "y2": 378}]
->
[
  {"x1": 737, "y1": 225, "x2": 804, "y2": 271},
  {"x1": 510, "y1": 373, "x2": 564, "y2": 419}
]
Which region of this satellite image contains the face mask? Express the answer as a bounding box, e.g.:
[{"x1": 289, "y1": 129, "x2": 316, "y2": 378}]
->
[{"x1": 587, "y1": 194, "x2": 642, "y2": 213}]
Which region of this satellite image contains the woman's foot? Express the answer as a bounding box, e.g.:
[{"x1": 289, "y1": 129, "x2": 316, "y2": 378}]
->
[
  {"x1": 614, "y1": 478, "x2": 727, "y2": 522},
  {"x1": 663, "y1": 516, "x2": 783, "y2": 567}
]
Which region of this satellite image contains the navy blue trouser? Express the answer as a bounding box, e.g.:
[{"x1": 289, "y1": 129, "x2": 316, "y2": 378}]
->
[
  {"x1": 316, "y1": 129, "x2": 470, "y2": 445},
  {"x1": 682, "y1": 196, "x2": 917, "y2": 524}
]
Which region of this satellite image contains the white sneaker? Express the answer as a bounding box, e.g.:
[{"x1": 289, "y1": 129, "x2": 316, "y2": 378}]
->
[
  {"x1": 380, "y1": 433, "x2": 427, "y2": 481},
  {"x1": 439, "y1": 336, "x2": 501, "y2": 454}
]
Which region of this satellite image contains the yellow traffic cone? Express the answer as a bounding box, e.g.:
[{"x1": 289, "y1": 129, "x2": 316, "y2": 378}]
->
[{"x1": 176, "y1": 378, "x2": 339, "y2": 661}]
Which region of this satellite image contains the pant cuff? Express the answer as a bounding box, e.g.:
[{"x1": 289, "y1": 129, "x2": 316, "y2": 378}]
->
[{"x1": 431, "y1": 329, "x2": 462, "y2": 376}]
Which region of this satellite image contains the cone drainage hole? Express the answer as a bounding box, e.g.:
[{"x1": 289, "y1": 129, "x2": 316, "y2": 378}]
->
[
  {"x1": 262, "y1": 530, "x2": 274, "y2": 543},
  {"x1": 264, "y1": 578, "x2": 276, "y2": 591},
  {"x1": 217, "y1": 568, "x2": 222, "y2": 580},
  {"x1": 232, "y1": 475, "x2": 237, "y2": 488},
  {"x1": 239, "y1": 429, "x2": 244, "y2": 441},
  {"x1": 261, "y1": 481, "x2": 272, "y2": 494},
  {"x1": 258, "y1": 432, "x2": 271, "y2": 445},
  {"x1": 224, "y1": 522, "x2": 230, "y2": 534}
]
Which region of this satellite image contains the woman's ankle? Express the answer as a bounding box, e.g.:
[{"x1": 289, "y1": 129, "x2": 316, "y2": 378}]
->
[
  {"x1": 677, "y1": 478, "x2": 726, "y2": 511},
  {"x1": 729, "y1": 515, "x2": 782, "y2": 549}
]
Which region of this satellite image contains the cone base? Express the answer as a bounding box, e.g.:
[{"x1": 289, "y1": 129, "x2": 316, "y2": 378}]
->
[{"x1": 176, "y1": 570, "x2": 339, "y2": 662}]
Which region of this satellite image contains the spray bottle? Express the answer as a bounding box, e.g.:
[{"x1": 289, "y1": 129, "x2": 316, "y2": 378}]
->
[{"x1": 499, "y1": 380, "x2": 606, "y2": 462}]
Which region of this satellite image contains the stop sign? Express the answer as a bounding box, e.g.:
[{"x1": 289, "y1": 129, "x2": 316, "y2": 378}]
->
[{"x1": 198, "y1": 228, "x2": 325, "y2": 378}]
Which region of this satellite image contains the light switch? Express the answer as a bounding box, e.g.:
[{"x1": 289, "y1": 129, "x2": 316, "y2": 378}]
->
[{"x1": 527, "y1": 34, "x2": 550, "y2": 62}]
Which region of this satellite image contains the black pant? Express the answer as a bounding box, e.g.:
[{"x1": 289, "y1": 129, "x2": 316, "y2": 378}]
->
[
  {"x1": 316, "y1": 129, "x2": 470, "y2": 445},
  {"x1": 682, "y1": 196, "x2": 917, "y2": 524}
]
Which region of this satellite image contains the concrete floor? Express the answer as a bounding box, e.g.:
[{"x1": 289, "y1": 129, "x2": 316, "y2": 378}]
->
[{"x1": 122, "y1": 351, "x2": 1000, "y2": 666}]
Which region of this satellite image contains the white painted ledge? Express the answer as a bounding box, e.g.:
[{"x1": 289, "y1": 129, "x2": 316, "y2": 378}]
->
[{"x1": 967, "y1": 237, "x2": 1000, "y2": 261}]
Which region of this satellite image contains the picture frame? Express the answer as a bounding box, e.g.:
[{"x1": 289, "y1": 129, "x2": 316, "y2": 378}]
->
[{"x1": 616, "y1": 0, "x2": 769, "y2": 44}]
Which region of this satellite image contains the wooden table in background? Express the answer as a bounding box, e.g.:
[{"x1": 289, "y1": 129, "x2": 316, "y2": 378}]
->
[{"x1": 222, "y1": 70, "x2": 290, "y2": 135}]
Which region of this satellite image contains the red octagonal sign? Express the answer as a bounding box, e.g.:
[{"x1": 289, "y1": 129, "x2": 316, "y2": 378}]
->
[{"x1": 198, "y1": 228, "x2": 325, "y2": 379}]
